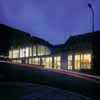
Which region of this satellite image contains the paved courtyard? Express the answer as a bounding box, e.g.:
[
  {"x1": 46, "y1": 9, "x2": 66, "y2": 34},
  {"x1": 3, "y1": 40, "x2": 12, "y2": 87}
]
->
[
  {"x1": 0, "y1": 82, "x2": 92, "y2": 100},
  {"x1": 0, "y1": 62, "x2": 99, "y2": 100}
]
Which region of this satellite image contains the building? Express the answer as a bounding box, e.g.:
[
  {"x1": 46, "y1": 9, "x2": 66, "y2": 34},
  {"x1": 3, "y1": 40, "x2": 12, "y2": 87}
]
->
[{"x1": 1, "y1": 24, "x2": 100, "y2": 75}]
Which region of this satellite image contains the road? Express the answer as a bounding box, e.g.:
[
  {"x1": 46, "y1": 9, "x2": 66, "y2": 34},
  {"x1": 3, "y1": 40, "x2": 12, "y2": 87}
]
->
[{"x1": 0, "y1": 62, "x2": 100, "y2": 100}]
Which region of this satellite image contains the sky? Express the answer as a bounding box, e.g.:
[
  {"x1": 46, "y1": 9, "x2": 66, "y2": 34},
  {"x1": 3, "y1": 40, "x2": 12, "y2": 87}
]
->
[{"x1": 0, "y1": 0, "x2": 100, "y2": 45}]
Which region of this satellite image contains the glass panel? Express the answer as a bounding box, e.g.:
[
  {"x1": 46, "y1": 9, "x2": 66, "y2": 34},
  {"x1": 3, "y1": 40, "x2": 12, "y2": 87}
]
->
[
  {"x1": 42, "y1": 57, "x2": 52, "y2": 69},
  {"x1": 32, "y1": 58, "x2": 35, "y2": 64},
  {"x1": 29, "y1": 47, "x2": 32, "y2": 56},
  {"x1": 17, "y1": 60, "x2": 21, "y2": 63},
  {"x1": 68, "y1": 55, "x2": 72, "y2": 70},
  {"x1": 20, "y1": 48, "x2": 26, "y2": 57},
  {"x1": 49, "y1": 57, "x2": 52, "y2": 68},
  {"x1": 33, "y1": 46, "x2": 36, "y2": 56},
  {"x1": 25, "y1": 59, "x2": 29, "y2": 64},
  {"x1": 75, "y1": 55, "x2": 80, "y2": 70},
  {"x1": 37, "y1": 46, "x2": 41, "y2": 56},
  {"x1": 81, "y1": 54, "x2": 91, "y2": 69},
  {"x1": 13, "y1": 49, "x2": 19, "y2": 58},
  {"x1": 29, "y1": 58, "x2": 32, "y2": 64},
  {"x1": 12, "y1": 60, "x2": 16, "y2": 63},
  {"x1": 34, "y1": 58, "x2": 40, "y2": 65},
  {"x1": 26, "y1": 48, "x2": 29, "y2": 57},
  {"x1": 9, "y1": 50, "x2": 12, "y2": 58},
  {"x1": 45, "y1": 48, "x2": 50, "y2": 55},
  {"x1": 54, "y1": 56, "x2": 61, "y2": 69},
  {"x1": 40, "y1": 46, "x2": 45, "y2": 55}
]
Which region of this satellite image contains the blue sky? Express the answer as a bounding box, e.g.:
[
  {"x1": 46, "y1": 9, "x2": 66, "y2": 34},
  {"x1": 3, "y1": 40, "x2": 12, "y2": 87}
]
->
[{"x1": 0, "y1": 0, "x2": 100, "y2": 44}]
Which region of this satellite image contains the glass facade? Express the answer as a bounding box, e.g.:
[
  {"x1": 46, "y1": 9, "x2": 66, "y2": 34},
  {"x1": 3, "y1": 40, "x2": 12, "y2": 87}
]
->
[
  {"x1": 9, "y1": 45, "x2": 92, "y2": 72},
  {"x1": 20, "y1": 48, "x2": 25, "y2": 58},
  {"x1": 32, "y1": 58, "x2": 40, "y2": 65},
  {"x1": 26, "y1": 48, "x2": 29, "y2": 57},
  {"x1": 75, "y1": 53, "x2": 91, "y2": 70},
  {"x1": 29, "y1": 58, "x2": 32, "y2": 64},
  {"x1": 29, "y1": 47, "x2": 32, "y2": 56},
  {"x1": 9, "y1": 50, "x2": 12, "y2": 58},
  {"x1": 33, "y1": 46, "x2": 37, "y2": 56},
  {"x1": 75, "y1": 55, "x2": 81, "y2": 70},
  {"x1": 37, "y1": 45, "x2": 51, "y2": 56},
  {"x1": 68, "y1": 55, "x2": 72, "y2": 70},
  {"x1": 67, "y1": 53, "x2": 91, "y2": 70},
  {"x1": 13, "y1": 49, "x2": 19, "y2": 58},
  {"x1": 42, "y1": 57, "x2": 52, "y2": 69},
  {"x1": 81, "y1": 54, "x2": 91, "y2": 69},
  {"x1": 54, "y1": 56, "x2": 61, "y2": 69},
  {"x1": 9, "y1": 45, "x2": 51, "y2": 59}
]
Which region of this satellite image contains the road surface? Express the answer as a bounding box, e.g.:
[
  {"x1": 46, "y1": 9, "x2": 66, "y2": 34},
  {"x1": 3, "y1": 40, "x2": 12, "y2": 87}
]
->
[{"x1": 0, "y1": 62, "x2": 99, "y2": 100}]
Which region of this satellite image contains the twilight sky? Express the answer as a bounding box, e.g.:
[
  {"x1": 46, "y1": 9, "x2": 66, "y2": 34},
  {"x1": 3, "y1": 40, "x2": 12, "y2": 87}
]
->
[{"x1": 0, "y1": 0, "x2": 100, "y2": 44}]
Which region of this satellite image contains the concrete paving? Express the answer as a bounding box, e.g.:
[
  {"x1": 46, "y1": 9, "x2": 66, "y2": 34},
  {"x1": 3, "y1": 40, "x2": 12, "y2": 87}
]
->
[
  {"x1": 0, "y1": 62, "x2": 99, "y2": 100},
  {"x1": 0, "y1": 82, "x2": 92, "y2": 100}
]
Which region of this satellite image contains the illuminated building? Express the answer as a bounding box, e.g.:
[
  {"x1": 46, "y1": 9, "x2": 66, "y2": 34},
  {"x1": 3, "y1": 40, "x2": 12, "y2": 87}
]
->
[{"x1": 7, "y1": 27, "x2": 100, "y2": 75}]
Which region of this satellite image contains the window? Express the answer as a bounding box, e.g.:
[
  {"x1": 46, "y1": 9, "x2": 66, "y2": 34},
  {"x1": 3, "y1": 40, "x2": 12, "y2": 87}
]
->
[
  {"x1": 29, "y1": 58, "x2": 32, "y2": 64},
  {"x1": 75, "y1": 55, "x2": 81, "y2": 70},
  {"x1": 9, "y1": 50, "x2": 12, "y2": 58},
  {"x1": 37, "y1": 46, "x2": 41, "y2": 56},
  {"x1": 16, "y1": 60, "x2": 21, "y2": 64},
  {"x1": 54, "y1": 56, "x2": 61, "y2": 69},
  {"x1": 42, "y1": 57, "x2": 52, "y2": 69},
  {"x1": 33, "y1": 46, "x2": 37, "y2": 56},
  {"x1": 20, "y1": 48, "x2": 26, "y2": 57},
  {"x1": 40, "y1": 46, "x2": 46, "y2": 55},
  {"x1": 12, "y1": 60, "x2": 17, "y2": 63},
  {"x1": 45, "y1": 48, "x2": 50, "y2": 55},
  {"x1": 81, "y1": 54, "x2": 91, "y2": 69},
  {"x1": 26, "y1": 48, "x2": 29, "y2": 57},
  {"x1": 74, "y1": 53, "x2": 91, "y2": 70},
  {"x1": 68, "y1": 55, "x2": 72, "y2": 70},
  {"x1": 13, "y1": 49, "x2": 19, "y2": 58},
  {"x1": 34, "y1": 58, "x2": 40, "y2": 65},
  {"x1": 32, "y1": 58, "x2": 40, "y2": 65}
]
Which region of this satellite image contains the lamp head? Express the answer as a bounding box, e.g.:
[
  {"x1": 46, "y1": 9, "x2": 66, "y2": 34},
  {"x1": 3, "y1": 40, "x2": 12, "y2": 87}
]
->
[{"x1": 88, "y1": 3, "x2": 92, "y2": 8}]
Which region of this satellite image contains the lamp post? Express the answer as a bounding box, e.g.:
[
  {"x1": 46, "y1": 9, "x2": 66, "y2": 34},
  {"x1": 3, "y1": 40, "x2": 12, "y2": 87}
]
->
[{"x1": 88, "y1": 3, "x2": 94, "y2": 32}]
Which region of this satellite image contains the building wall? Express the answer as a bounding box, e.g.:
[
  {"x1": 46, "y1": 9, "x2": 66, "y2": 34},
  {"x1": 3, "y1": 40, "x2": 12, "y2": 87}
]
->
[
  {"x1": 66, "y1": 50, "x2": 93, "y2": 73},
  {"x1": 9, "y1": 46, "x2": 93, "y2": 73},
  {"x1": 9, "y1": 45, "x2": 61, "y2": 70},
  {"x1": 9, "y1": 45, "x2": 51, "y2": 59}
]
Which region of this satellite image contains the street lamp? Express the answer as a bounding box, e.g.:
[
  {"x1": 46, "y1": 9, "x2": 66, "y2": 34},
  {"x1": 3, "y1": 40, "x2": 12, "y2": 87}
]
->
[{"x1": 88, "y1": 3, "x2": 94, "y2": 32}]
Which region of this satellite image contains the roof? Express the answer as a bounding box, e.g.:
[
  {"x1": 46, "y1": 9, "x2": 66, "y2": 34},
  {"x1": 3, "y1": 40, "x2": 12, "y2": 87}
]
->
[
  {"x1": 0, "y1": 24, "x2": 53, "y2": 50},
  {"x1": 54, "y1": 31, "x2": 100, "y2": 53}
]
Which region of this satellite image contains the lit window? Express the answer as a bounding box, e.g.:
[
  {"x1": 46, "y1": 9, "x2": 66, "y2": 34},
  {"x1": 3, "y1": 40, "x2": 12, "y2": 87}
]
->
[
  {"x1": 81, "y1": 54, "x2": 91, "y2": 69},
  {"x1": 20, "y1": 48, "x2": 26, "y2": 57},
  {"x1": 68, "y1": 55, "x2": 72, "y2": 70},
  {"x1": 9, "y1": 50, "x2": 12, "y2": 58},
  {"x1": 33, "y1": 46, "x2": 36, "y2": 56},
  {"x1": 33, "y1": 58, "x2": 40, "y2": 65},
  {"x1": 45, "y1": 48, "x2": 50, "y2": 55},
  {"x1": 42, "y1": 57, "x2": 52, "y2": 69},
  {"x1": 54, "y1": 56, "x2": 61, "y2": 69},
  {"x1": 26, "y1": 48, "x2": 29, "y2": 57},
  {"x1": 29, "y1": 48, "x2": 32, "y2": 56},
  {"x1": 75, "y1": 55, "x2": 81, "y2": 70},
  {"x1": 13, "y1": 49, "x2": 19, "y2": 58},
  {"x1": 37, "y1": 45, "x2": 50, "y2": 56},
  {"x1": 29, "y1": 58, "x2": 32, "y2": 64}
]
